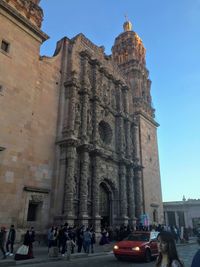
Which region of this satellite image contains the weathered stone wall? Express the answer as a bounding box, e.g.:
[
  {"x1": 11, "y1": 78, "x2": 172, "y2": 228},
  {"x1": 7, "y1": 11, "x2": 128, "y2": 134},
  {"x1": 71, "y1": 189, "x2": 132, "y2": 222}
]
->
[
  {"x1": 0, "y1": 3, "x2": 61, "y2": 230},
  {"x1": 138, "y1": 115, "x2": 164, "y2": 223}
]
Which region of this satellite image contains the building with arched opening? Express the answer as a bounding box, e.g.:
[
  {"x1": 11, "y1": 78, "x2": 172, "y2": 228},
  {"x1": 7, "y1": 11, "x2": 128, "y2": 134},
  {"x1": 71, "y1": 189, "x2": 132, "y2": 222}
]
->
[{"x1": 0, "y1": 0, "x2": 163, "y2": 233}]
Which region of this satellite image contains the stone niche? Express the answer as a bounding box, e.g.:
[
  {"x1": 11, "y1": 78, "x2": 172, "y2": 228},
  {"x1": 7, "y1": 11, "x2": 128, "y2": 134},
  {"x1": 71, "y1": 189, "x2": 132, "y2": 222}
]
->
[{"x1": 23, "y1": 186, "x2": 50, "y2": 230}]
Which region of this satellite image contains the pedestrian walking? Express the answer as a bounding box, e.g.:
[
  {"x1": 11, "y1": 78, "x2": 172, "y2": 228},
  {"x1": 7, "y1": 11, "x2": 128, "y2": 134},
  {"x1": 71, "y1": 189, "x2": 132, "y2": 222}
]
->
[
  {"x1": 6, "y1": 224, "x2": 16, "y2": 256},
  {"x1": 83, "y1": 227, "x2": 92, "y2": 253},
  {"x1": 99, "y1": 228, "x2": 109, "y2": 245},
  {"x1": 48, "y1": 226, "x2": 58, "y2": 249},
  {"x1": 156, "y1": 231, "x2": 184, "y2": 267},
  {"x1": 191, "y1": 234, "x2": 200, "y2": 267},
  {"x1": 90, "y1": 228, "x2": 96, "y2": 253},
  {"x1": 0, "y1": 226, "x2": 6, "y2": 259}
]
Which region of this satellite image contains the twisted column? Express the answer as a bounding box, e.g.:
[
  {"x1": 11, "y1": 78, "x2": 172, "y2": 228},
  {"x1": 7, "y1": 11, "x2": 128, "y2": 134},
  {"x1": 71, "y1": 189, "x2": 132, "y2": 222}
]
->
[
  {"x1": 63, "y1": 75, "x2": 79, "y2": 137},
  {"x1": 92, "y1": 155, "x2": 101, "y2": 232},
  {"x1": 63, "y1": 146, "x2": 76, "y2": 221},
  {"x1": 119, "y1": 164, "x2": 128, "y2": 220},
  {"x1": 127, "y1": 167, "x2": 135, "y2": 222},
  {"x1": 79, "y1": 150, "x2": 89, "y2": 222}
]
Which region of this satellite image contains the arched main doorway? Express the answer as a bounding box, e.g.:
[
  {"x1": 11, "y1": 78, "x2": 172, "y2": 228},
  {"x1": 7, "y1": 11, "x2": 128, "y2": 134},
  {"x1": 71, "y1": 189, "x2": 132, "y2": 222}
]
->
[{"x1": 99, "y1": 183, "x2": 111, "y2": 228}]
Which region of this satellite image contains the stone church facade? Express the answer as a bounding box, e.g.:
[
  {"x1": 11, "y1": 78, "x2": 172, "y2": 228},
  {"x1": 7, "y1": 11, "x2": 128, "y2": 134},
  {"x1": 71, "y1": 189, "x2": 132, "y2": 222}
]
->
[{"x1": 0, "y1": 0, "x2": 163, "y2": 232}]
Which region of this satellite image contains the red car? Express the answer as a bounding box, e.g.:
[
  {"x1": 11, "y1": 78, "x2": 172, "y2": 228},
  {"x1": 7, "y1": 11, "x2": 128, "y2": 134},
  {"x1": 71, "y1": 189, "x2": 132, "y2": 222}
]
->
[{"x1": 113, "y1": 231, "x2": 159, "y2": 262}]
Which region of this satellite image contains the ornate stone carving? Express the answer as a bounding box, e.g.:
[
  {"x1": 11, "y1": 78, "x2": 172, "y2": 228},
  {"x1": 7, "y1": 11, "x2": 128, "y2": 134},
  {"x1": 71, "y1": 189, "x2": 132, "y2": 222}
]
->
[
  {"x1": 5, "y1": 0, "x2": 43, "y2": 28},
  {"x1": 31, "y1": 194, "x2": 43, "y2": 202}
]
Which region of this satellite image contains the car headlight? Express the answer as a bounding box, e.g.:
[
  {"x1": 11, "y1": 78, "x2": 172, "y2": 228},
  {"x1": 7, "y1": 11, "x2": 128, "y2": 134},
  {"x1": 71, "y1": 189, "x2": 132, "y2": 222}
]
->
[
  {"x1": 113, "y1": 245, "x2": 119, "y2": 250},
  {"x1": 132, "y1": 246, "x2": 140, "y2": 251}
]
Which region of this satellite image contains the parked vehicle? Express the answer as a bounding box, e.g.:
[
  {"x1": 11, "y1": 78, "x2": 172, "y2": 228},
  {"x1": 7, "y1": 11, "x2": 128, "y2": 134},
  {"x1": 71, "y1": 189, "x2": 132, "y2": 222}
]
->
[{"x1": 113, "y1": 231, "x2": 159, "y2": 262}]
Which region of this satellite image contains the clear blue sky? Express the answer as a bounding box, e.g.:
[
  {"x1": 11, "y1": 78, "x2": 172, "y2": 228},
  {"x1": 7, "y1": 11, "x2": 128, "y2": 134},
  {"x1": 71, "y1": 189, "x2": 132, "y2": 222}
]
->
[{"x1": 40, "y1": 0, "x2": 200, "y2": 202}]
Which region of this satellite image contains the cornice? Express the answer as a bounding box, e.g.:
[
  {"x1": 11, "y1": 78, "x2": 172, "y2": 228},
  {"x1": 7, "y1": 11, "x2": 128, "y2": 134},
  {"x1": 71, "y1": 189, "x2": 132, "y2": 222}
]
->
[{"x1": 23, "y1": 186, "x2": 50, "y2": 194}]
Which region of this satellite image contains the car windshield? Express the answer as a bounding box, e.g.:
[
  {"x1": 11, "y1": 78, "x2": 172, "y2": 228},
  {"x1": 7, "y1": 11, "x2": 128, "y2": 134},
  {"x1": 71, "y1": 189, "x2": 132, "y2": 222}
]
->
[{"x1": 125, "y1": 233, "x2": 150, "y2": 242}]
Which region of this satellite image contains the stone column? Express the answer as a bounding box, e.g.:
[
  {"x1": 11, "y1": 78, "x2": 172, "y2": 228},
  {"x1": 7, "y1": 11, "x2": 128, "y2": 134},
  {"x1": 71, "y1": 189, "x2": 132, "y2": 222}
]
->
[
  {"x1": 81, "y1": 92, "x2": 89, "y2": 141},
  {"x1": 80, "y1": 60, "x2": 90, "y2": 142},
  {"x1": 63, "y1": 73, "x2": 79, "y2": 137},
  {"x1": 117, "y1": 84, "x2": 126, "y2": 156},
  {"x1": 126, "y1": 119, "x2": 131, "y2": 158},
  {"x1": 134, "y1": 166, "x2": 144, "y2": 218},
  {"x1": 92, "y1": 65, "x2": 101, "y2": 144},
  {"x1": 119, "y1": 164, "x2": 128, "y2": 224},
  {"x1": 175, "y1": 211, "x2": 179, "y2": 228},
  {"x1": 164, "y1": 211, "x2": 169, "y2": 226},
  {"x1": 56, "y1": 146, "x2": 67, "y2": 215},
  {"x1": 63, "y1": 146, "x2": 76, "y2": 224},
  {"x1": 79, "y1": 150, "x2": 89, "y2": 225},
  {"x1": 127, "y1": 166, "x2": 136, "y2": 225},
  {"x1": 92, "y1": 155, "x2": 101, "y2": 232},
  {"x1": 183, "y1": 211, "x2": 187, "y2": 228},
  {"x1": 122, "y1": 85, "x2": 129, "y2": 113},
  {"x1": 132, "y1": 121, "x2": 139, "y2": 160}
]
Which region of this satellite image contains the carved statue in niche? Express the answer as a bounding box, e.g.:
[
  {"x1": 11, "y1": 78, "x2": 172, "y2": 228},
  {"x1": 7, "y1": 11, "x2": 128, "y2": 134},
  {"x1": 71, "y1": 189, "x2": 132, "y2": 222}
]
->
[{"x1": 74, "y1": 157, "x2": 80, "y2": 198}]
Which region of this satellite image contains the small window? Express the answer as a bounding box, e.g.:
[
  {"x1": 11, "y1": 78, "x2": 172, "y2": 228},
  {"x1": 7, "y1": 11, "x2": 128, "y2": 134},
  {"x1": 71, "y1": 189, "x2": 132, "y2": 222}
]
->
[
  {"x1": 1, "y1": 40, "x2": 10, "y2": 53},
  {"x1": 27, "y1": 202, "x2": 38, "y2": 221}
]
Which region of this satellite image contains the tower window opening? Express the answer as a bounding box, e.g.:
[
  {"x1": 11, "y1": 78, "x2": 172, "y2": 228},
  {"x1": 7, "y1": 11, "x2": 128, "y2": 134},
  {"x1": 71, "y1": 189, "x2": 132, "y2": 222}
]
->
[{"x1": 1, "y1": 40, "x2": 10, "y2": 53}]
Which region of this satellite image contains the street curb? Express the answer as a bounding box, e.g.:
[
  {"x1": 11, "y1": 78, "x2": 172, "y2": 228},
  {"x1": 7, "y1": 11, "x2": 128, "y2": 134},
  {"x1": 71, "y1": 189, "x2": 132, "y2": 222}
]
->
[{"x1": 0, "y1": 251, "x2": 112, "y2": 267}]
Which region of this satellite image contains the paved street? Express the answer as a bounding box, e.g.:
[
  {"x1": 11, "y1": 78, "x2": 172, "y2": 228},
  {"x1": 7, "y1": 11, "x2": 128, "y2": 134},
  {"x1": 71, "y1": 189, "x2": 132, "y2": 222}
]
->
[
  {"x1": 12, "y1": 243, "x2": 199, "y2": 267},
  {"x1": 16, "y1": 254, "x2": 153, "y2": 267}
]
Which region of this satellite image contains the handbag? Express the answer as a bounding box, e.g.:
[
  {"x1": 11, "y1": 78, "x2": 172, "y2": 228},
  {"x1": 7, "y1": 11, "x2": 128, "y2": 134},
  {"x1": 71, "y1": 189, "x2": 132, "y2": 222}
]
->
[{"x1": 16, "y1": 244, "x2": 29, "y2": 255}]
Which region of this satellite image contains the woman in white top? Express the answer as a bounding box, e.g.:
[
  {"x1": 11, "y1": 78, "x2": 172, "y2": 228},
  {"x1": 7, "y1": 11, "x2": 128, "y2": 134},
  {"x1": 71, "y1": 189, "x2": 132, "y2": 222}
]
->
[{"x1": 155, "y1": 231, "x2": 184, "y2": 267}]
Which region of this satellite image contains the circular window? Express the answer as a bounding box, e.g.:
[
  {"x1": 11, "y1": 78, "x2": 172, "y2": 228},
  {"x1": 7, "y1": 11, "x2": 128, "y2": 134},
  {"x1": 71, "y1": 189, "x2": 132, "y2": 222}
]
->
[{"x1": 98, "y1": 121, "x2": 112, "y2": 144}]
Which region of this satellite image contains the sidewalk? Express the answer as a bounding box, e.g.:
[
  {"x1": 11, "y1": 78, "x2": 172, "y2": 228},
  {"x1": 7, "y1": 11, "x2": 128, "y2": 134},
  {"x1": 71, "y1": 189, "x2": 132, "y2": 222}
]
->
[
  {"x1": 0, "y1": 242, "x2": 114, "y2": 266},
  {"x1": 0, "y1": 237, "x2": 197, "y2": 267}
]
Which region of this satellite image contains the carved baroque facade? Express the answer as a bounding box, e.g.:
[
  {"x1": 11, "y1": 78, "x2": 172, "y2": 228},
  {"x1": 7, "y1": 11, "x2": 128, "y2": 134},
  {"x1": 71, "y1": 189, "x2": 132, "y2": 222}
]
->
[{"x1": 0, "y1": 0, "x2": 163, "y2": 232}]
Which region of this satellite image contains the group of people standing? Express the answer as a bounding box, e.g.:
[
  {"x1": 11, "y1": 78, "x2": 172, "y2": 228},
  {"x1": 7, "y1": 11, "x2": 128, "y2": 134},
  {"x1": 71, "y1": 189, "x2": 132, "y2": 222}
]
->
[{"x1": 47, "y1": 224, "x2": 96, "y2": 256}]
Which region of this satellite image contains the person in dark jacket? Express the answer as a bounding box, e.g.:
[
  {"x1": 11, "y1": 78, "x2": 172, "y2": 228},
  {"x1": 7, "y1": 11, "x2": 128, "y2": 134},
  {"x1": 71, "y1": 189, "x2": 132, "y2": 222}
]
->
[
  {"x1": 6, "y1": 224, "x2": 16, "y2": 256},
  {"x1": 191, "y1": 235, "x2": 200, "y2": 267},
  {"x1": 0, "y1": 227, "x2": 6, "y2": 259},
  {"x1": 15, "y1": 228, "x2": 34, "y2": 260}
]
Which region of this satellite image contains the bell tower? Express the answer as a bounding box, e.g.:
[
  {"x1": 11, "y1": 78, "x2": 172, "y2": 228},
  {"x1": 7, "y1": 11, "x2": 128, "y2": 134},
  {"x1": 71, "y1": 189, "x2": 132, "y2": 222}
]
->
[
  {"x1": 112, "y1": 19, "x2": 154, "y2": 118},
  {"x1": 112, "y1": 19, "x2": 164, "y2": 224}
]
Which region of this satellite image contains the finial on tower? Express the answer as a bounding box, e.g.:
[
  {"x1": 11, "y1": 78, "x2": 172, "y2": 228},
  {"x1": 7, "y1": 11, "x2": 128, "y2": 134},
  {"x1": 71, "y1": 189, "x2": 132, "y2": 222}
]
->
[{"x1": 123, "y1": 15, "x2": 132, "y2": 31}]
